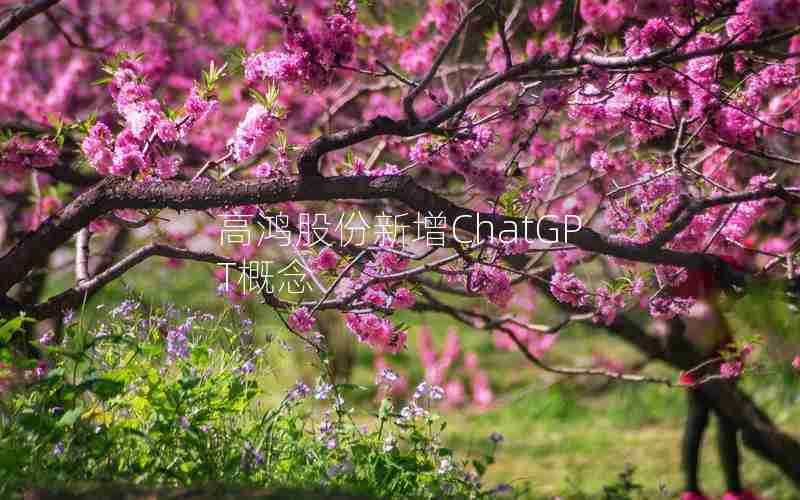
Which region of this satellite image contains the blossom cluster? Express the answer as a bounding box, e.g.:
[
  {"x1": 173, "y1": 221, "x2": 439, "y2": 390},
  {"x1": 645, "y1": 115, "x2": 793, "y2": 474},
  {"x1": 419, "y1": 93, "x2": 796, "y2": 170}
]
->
[
  {"x1": 416, "y1": 327, "x2": 495, "y2": 409},
  {"x1": 345, "y1": 312, "x2": 407, "y2": 353},
  {"x1": 81, "y1": 60, "x2": 217, "y2": 179},
  {"x1": 243, "y1": 4, "x2": 358, "y2": 89}
]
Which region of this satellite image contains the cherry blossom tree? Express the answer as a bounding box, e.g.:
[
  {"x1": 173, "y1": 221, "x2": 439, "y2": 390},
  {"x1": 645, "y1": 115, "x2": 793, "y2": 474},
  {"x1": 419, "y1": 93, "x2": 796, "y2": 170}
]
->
[{"x1": 2, "y1": 0, "x2": 800, "y2": 486}]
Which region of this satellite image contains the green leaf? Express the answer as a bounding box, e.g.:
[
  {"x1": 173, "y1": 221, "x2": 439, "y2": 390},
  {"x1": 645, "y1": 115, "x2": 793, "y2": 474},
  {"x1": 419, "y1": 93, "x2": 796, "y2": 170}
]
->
[
  {"x1": 57, "y1": 407, "x2": 83, "y2": 427},
  {"x1": 0, "y1": 315, "x2": 33, "y2": 344},
  {"x1": 79, "y1": 378, "x2": 125, "y2": 401},
  {"x1": 336, "y1": 383, "x2": 369, "y2": 393},
  {"x1": 179, "y1": 375, "x2": 201, "y2": 391}
]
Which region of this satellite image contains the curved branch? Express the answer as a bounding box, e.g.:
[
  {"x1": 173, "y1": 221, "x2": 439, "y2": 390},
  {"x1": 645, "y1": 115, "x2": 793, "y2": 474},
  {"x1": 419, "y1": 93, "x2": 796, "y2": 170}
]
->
[
  {"x1": 0, "y1": 173, "x2": 769, "y2": 298},
  {"x1": 296, "y1": 12, "x2": 798, "y2": 177},
  {"x1": 0, "y1": 0, "x2": 60, "y2": 40},
  {"x1": 25, "y1": 243, "x2": 238, "y2": 319}
]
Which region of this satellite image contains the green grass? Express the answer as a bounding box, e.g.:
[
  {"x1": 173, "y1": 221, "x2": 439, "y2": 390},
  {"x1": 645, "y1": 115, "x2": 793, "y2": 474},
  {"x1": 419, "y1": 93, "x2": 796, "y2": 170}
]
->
[{"x1": 39, "y1": 258, "x2": 800, "y2": 498}]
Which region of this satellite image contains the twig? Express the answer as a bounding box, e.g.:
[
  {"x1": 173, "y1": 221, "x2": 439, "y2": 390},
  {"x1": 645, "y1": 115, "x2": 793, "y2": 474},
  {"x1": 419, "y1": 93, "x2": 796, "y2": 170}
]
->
[
  {"x1": 75, "y1": 228, "x2": 90, "y2": 284},
  {"x1": 0, "y1": 0, "x2": 60, "y2": 40}
]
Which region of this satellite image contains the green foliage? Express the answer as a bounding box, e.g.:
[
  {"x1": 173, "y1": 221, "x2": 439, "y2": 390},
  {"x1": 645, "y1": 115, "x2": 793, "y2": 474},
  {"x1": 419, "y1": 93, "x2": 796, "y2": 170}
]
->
[
  {"x1": 201, "y1": 60, "x2": 227, "y2": 94},
  {"x1": 728, "y1": 280, "x2": 797, "y2": 340},
  {"x1": 0, "y1": 304, "x2": 508, "y2": 499},
  {"x1": 600, "y1": 466, "x2": 644, "y2": 500},
  {"x1": 94, "y1": 51, "x2": 144, "y2": 85}
]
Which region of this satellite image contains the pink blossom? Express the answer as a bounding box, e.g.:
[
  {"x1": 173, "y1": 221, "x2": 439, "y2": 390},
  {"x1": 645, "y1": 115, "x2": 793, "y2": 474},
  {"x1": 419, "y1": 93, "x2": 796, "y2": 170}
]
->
[
  {"x1": 244, "y1": 51, "x2": 306, "y2": 84},
  {"x1": 550, "y1": 272, "x2": 589, "y2": 307},
  {"x1": 320, "y1": 14, "x2": 356, "y2": 67},
  {"x1": 541, "y1": 87, "x2": 569, "y2": 109},
  {"x1": 114, "y1": 79, "x2": 150, "y2": 108},
  {"x1": 589, "y1": 150, "x2": 609, "y2": 174},
  {"x1": 580, "y1": 0, "x2": 625, "y2": 33},
  {"x1": 720, "y1": 177, "x2": 770, "y2": 242},
  {"x1": 309, "y1": 247, "x2": 339, "y2": 272},
  {"x1": 649, "y1": 296, "x2": 695, "y2": 320},
  {"x1": 129, "y1": 108, "x2": 161, "y2": 141},
  {"x1": 528, "y1": 333, "x2": 559, "y2": 358},
  {"x1": 88, "y1": 218, "x2": 112, "y2": 234},
  {"x1": 463, "y1": 351, "x2": 479, "y2": 372},
  {"x1": 632, "y1": 0, "x2": 671, "y2": 19},
  {"x1": 493, "y1": 322, "x2": 558, "y2": 358},
  {"x1": 230, "y1": 104, "x2": 280, "y2": 161},
  {"x1": 364, "y1": 287, "x2": 390, "y2": 307},
  {"x1": 345, "y1": 313, "x2": 405, "y2": 353},
  {"x1": 747, "y1": 0, "x2": 798, "y2": 29},
  {"x1": 243, "y1": 9, "x2": 356, "y2": 88},
  {"x1": 373, "y1": 246, "x2": 409, "y2": 273},
  {"x1": 438, "y1": 328, "x2": 460, "y2": 365},
  {"x1": 417, "y1": 328, "x2": 462, "y2": 387},
  {"x1": 640, "y1": 18, "x2": 675, "y2": 50},
  {"x1": 443, "y1": 379, "x2": 465, "y2": 406},
  {"x1": 593, "y1": 285, "x2": 625, "y2": 325},
  {"x1": 185, "y1": 86, "x2": 217, "y2": 124},
  {"x1": 720, "y1": 360, "x2": 744, "y2": 379},
  {"x1": 155, "y1": 156, "x2": 181, "y2": 178},
  {"x1": 111, "y1": 148, "x2": 146, "y2": 176},
  {"x1": 678, "y1": 372, "x2": 697, "y2": 387},
  {"x1": 82, "y1": 123, "x2": 114, "y2": 174},
  {"x1": 793, "y1": 355, "x2": 800, "y2": 371},
  {"x1": 470, "y1": 370, "x2": 494, "y2": 409},
  {"x1": 287, "y1": 307, "x2": 315, "y2": 333},
  {"x1": 391, "y1": 288, "x2": 415, "y2": 309},
  {"x1": 253, "y1": 162, "x2": 276, "y2": 177},
  {"x1": 468, "y1": 266, "x2": 512, "y2": 308},
  {"x1": 156, "y1": 119, "x2": 179, "y2": 143},
  {"x1": 680, "y1": 491, "x2": 710, "y2": 500},
  {"x1": 528, "y1": 0, "x2": 562, "y2": 30},
  {"x1": 29, "y1": 140, "x2": 59, "y2": 168},
  {"x1": 726, "y1": 5, "x2": 762, "y2": 43},
  {"x1": 417, "y1": 327, "x2": 437, "y2": 371}
]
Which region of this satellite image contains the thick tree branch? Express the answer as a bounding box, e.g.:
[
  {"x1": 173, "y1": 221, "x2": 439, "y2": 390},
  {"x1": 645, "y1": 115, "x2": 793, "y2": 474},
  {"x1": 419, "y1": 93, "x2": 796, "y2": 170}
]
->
[
  {"x1": 0, "y1": 174, "x2": 766, "y2": 298},
  {"x1": 0, "y1": 0, "x2": 59, "y2": 40},
  {"x1": 644, "y1": 184, "x2": 800, "y2": 249}
]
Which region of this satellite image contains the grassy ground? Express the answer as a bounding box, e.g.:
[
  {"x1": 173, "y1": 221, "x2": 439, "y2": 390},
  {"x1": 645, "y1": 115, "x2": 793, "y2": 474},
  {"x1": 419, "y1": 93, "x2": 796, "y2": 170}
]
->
[{"x1": 43, "y1": 258, "x2": 800, "y2": 499}]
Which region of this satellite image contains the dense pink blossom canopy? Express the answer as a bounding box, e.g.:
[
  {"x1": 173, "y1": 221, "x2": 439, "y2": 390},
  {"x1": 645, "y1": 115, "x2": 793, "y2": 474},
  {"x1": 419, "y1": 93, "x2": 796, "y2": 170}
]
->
[{"x1": 1, "y1": 0, "x2": 800, "y2": 374}]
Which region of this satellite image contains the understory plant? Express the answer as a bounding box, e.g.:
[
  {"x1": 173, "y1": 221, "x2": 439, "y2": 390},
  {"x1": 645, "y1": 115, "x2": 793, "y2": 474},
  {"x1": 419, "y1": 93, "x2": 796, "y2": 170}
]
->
[{"x1": 0, "y1": 304, "x2": 510, "y2": 499}]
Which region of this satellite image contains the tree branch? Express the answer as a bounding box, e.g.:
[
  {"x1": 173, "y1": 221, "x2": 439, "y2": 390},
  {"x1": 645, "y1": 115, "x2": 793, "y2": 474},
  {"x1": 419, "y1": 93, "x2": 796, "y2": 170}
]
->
[
  {"x1": 0, "y1": 0, "x2": 60, "y2": 40},
  {"x1": 74, "y1": 228, "x2": 89, "y2": 284},
  {"x1": 0, "y1": 173, "x2": 763, "y2": 299}
]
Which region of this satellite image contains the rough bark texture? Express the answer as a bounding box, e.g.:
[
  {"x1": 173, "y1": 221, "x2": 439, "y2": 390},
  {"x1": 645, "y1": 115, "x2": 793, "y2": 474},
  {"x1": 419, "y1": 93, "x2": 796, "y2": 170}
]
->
[
  {"x1": 0, "y1": 0, "x2": 60, "y2": 40},
  {"x1": 0, "y1": 174, "x2": 755, "y2": 298}
]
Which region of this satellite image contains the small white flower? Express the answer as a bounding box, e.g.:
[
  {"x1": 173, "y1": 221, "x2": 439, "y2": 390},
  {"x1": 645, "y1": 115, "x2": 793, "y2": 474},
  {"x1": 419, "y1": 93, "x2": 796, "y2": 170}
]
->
[
  {"x1": 412, "y1": 381, "x2": 429, "y2": 400},
  {"x1": 383, "y1": 434, "x2": 397, "y2": 452},
  {"x1": 378, "y1": 368, "x2": 399, "y2": 384},
  {"x1": 314, "y1": 382, "x2": 333, "y2": 400}
]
